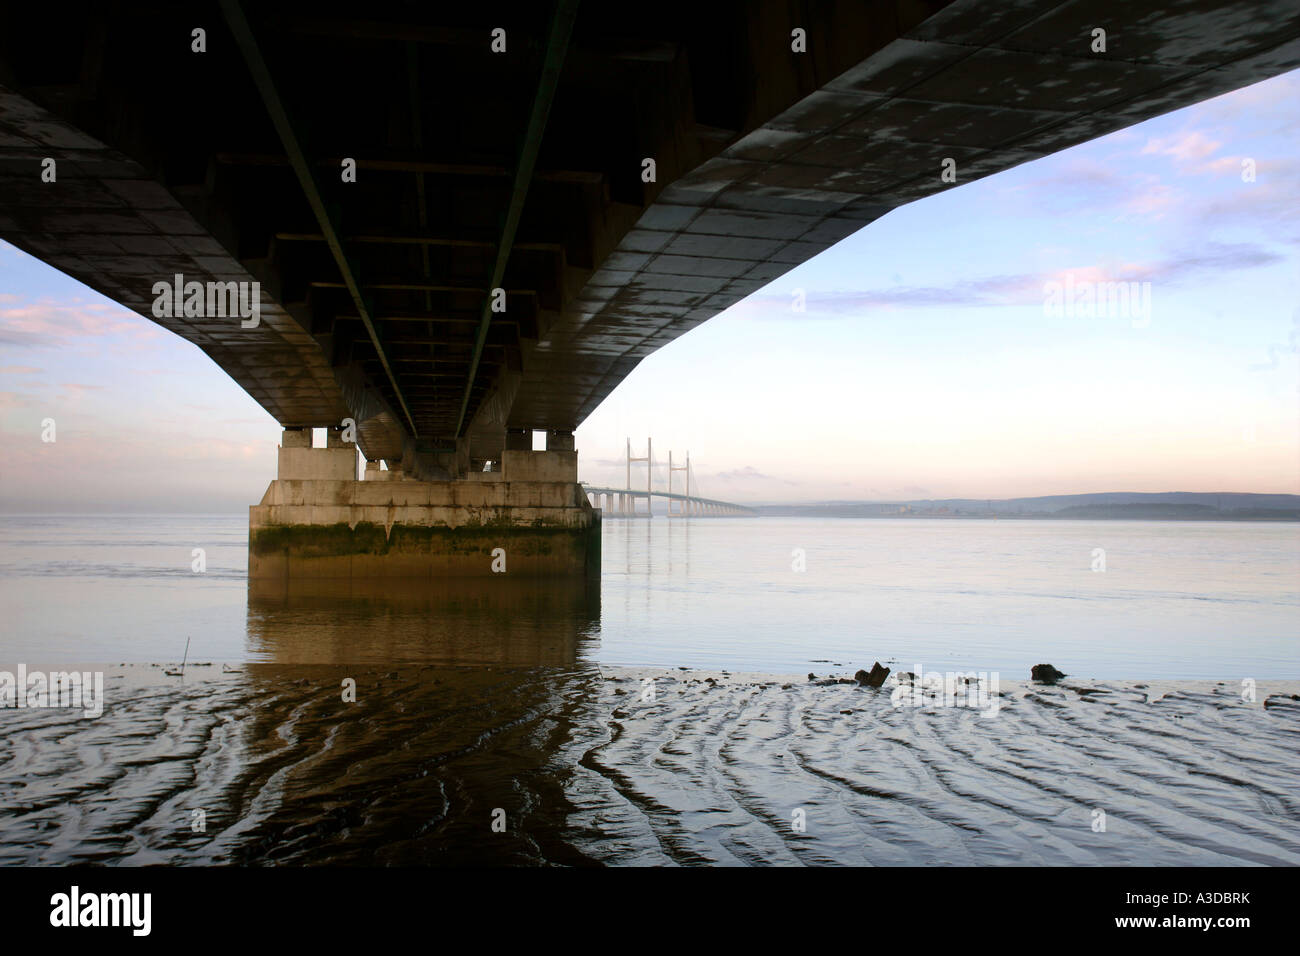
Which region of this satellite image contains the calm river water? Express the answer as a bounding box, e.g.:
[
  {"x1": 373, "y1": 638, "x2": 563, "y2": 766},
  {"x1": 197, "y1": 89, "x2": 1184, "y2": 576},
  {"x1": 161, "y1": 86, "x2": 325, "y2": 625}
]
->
[
  {"x1": 2, "y1": 515, "x2": 1297, "y2": 866},
  {"x1": 1, "y1": 515, "x2": 1296, "y2": 677}
]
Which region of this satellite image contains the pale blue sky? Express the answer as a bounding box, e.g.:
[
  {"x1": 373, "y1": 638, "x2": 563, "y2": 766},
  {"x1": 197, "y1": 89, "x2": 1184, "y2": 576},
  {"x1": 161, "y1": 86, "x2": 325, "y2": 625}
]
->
[{"x1": 2, "y1": 70, "x2": 1297, "y2": 511}]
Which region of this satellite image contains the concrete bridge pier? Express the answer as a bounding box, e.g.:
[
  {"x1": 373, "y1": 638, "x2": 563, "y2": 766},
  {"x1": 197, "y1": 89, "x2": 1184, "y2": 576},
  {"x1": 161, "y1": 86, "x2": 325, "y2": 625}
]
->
[{"x1": 250, "y1": 428, "x2": 600, "y2": 580}]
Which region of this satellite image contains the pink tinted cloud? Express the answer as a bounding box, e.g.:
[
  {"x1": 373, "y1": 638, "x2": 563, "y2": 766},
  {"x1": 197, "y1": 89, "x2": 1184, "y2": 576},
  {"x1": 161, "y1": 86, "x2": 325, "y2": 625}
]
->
[
  {"x1": 0, "y1": 298, "x2": 162, "y2": 348},
  {"x1": 1123, "y1": 180, "x2": 1180, "y2": 218},
  {"x1": 729, "y1": 240, "x2": 1280, "y2": 319},
  {"x1": 1141, "y1": 130, "x2": 1222, "y2": 163}
]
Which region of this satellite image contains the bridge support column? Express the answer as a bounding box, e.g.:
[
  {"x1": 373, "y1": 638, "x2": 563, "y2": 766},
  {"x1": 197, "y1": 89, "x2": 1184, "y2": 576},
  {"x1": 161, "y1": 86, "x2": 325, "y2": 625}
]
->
[
  {"x1": 275, "y1": 427, "x2": 357, "y2": 480},
  {"x1": 547, "y1": 429, "x2": 575, "y2": 452},
  {"x1": 250, "y1": 442, "x2": 600, "y2": 580}
]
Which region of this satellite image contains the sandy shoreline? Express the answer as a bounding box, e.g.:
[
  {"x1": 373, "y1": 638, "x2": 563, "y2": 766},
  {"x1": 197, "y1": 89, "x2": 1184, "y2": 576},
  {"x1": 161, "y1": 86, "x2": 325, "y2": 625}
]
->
[{"x1": 2, "y1": 664, "x2": 1298, "y2": 866}]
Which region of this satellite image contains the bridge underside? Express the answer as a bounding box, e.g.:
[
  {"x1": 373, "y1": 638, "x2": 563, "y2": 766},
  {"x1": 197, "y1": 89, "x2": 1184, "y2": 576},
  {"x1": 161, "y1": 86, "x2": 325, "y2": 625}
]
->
[
  {"x1": 2, "y1": 0, "x2": 1297, "y2": 480},
  {"x1": 2, "y1": 1, "x2": 1297, "y2": 576}
]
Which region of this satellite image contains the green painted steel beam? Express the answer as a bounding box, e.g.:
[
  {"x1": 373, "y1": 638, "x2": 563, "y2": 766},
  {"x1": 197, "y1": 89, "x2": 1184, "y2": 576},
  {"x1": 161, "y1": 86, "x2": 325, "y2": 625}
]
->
[
  {"x1": 219, "y1": 0, "x2": 420, "y2": 438},
  {"x1": 455, "y1": 0, "x2": 580, "y2": 437}
]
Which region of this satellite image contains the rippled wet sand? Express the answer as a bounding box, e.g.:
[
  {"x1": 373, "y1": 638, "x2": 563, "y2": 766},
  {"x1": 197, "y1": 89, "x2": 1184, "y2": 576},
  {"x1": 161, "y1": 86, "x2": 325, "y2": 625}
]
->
[{"x1": 3, "y1": 666, "x2": 1298, "y2": 866}]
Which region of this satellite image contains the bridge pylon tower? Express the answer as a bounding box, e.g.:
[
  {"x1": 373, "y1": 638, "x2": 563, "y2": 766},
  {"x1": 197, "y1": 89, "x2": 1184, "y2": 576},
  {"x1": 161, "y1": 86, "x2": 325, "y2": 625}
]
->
[
  {"x1": 667, "y1": 450, "x2": 690, "y2": 517},
  {"x1": 626, "y1": 437, "x2": 652, "y2": 518}
]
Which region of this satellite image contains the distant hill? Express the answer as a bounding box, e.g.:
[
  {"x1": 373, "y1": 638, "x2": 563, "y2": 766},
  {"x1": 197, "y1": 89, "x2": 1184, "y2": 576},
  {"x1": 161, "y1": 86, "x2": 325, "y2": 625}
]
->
[{"x1": 756, "y1": 492, "x2": 1300, "y2": 520}]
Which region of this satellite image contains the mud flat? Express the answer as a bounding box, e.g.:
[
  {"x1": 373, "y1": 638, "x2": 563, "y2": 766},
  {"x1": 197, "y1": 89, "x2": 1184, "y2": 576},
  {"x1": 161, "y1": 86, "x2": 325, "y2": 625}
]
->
[{"x1": 1, "y1": 665, "x2": 1297, "y2": 866}]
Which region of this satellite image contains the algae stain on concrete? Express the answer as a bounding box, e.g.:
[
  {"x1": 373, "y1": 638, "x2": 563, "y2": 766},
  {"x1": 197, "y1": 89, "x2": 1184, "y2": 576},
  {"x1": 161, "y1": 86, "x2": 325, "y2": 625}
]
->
[{"x1": 251, "y1": 521, "x2": 588, "y2": 560}]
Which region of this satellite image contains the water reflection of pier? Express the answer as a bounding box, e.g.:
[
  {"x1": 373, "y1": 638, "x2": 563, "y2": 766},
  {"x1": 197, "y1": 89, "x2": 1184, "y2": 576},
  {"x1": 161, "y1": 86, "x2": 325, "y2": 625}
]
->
[{"x1": 247, "y1": 576, "x2": 600, "y2": 666}]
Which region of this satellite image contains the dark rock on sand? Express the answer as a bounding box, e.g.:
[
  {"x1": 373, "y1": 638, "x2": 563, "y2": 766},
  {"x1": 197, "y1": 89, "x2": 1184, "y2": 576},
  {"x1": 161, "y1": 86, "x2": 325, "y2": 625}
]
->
[
  {"x1": 1032, "y1": 664, "x2": 1067, "y2": 684},
  {"x1": 856, "y1": 662, "x2": 891, "y2": 688}
]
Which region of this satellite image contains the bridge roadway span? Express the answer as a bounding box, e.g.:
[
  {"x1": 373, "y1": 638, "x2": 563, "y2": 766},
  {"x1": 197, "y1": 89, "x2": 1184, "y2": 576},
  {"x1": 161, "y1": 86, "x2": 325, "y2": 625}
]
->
[
  {"x1": 582, "y1": 487, "x2": 756, "y2": 517},
  {"x1": 1, "y1": 1, "x2": 1296, "y2": 576}
]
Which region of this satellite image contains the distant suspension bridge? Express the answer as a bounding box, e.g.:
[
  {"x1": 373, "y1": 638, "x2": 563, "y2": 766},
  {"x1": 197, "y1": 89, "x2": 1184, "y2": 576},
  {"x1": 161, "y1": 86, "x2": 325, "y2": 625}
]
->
[{"x1": 583, "y1": 438, "x2": 757, "y2": 518}]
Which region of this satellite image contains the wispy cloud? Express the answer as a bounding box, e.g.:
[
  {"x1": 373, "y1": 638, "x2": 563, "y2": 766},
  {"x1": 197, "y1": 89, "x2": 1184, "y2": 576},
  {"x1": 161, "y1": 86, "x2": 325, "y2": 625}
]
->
[
  {"x1": 0, "y1": 298, "x2": 161, "y2": 349},
  {"x1": 732, "y1": 241, "x2": 1285, "y2": 316},
  {"x1": 712, "y1": 465, "x2": 801, "y2": 485},
  {"x1": 0, "y1": 390, "x2": 39, "y2": 409},
  {"x1": 1141, "y1": 130, "x2": 1221, "y2": 163}
]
